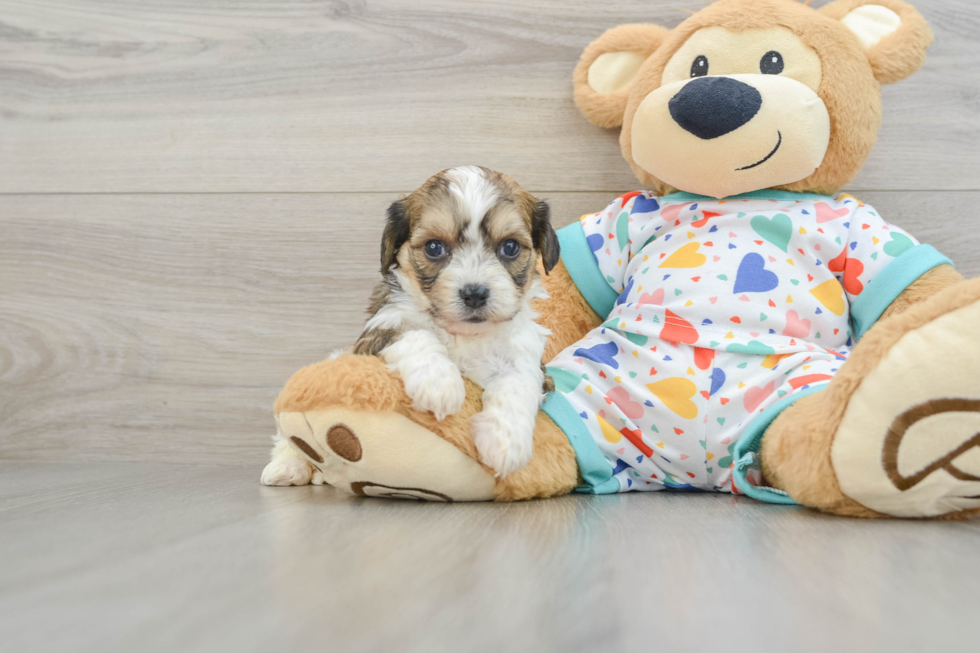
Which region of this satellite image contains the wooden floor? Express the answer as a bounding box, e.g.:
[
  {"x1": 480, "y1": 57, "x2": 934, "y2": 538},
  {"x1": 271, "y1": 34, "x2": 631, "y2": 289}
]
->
[
  {"x1": 2, "y1": 461, "x2": 979, "y2": 653},
  {"x1": 2, "y1": 1, "x2": 980, "y2": 650}
]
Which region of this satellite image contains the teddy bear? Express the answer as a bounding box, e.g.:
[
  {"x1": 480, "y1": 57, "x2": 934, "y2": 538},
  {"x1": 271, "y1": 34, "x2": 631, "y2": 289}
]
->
[{"x1": 264, "y1": 0, "x2": 980, "y2": 519}]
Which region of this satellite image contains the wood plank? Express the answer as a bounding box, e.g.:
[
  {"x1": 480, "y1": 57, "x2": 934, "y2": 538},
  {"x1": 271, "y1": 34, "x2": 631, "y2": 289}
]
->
[
  {"x1": 1, "y1": 462, "x2": 979, "y2": 652},
  {"x1": 0, "y1": 0, "x2": 977, "y2": 194},
  {"x1": 1, "y1": 191, "x2": 978, "y2": 464}
]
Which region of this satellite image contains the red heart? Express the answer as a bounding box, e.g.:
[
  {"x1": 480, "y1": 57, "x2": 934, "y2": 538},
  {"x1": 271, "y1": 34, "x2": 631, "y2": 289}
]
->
[
  {"x1": 828, "y1": 247, "x2": 864, "y2": 295},
  {"x1": 620, "y1": 427, "x2": 653, "y2": 457},
  {"x1": 693, "y1": 346, "x2": 715, "y2": 370},
  {"x1": 599, "y1": 370, "x2": 607, "y2": 378},
  {"x1": 660, "y1": 309, "x2": 699, "y2": 344},
  {"x1": 731, "y1": 316, "x2": 741, "y2": 324},
  {"x1": 674, "y1": 427, "x2": 685, "y2": 435}
]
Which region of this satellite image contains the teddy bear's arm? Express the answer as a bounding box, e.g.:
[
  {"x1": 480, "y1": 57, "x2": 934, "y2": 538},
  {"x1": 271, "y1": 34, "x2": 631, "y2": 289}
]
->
[
  {"x1": 535, "y1": 258, "x2": 604, "y2": 363},
  {"x1": 878, "y1": 264, "x2": 962, "y2": 322}
]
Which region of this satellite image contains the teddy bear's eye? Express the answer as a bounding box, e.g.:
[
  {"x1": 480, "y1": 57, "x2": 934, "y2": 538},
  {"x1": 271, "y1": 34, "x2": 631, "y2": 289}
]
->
[
  {"x1": 690, "y1": 55, "x2": 709, "y2": 78},
  {"x1": 760, "y1": 51, "x2": 784, "y2": 75}
]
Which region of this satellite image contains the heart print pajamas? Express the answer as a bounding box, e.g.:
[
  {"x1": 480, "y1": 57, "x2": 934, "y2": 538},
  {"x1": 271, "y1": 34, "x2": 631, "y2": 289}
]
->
[{"x1": 541, "y1": 190, "x2": 951, "y2": 501}]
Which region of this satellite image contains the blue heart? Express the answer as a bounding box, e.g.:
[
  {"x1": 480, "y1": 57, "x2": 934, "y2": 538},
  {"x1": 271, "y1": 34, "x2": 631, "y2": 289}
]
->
[
  {"x1": 709, "y1": 225, "x2": 718, "y2": 233},
  {"x1": 710, "y1": 368, "x2": 726, "y2": 396},
  {"x1": 579, "y1": 411, "x2": 588, "y2": 419},
  {"x1": 728, "y1": 243, "x2": 737, "y2": 249},
  {"x1": 664, "y1": 234, "x2": 672, "y2": 241},
  {"x1": 574, "y1": 342, "x2": 620, "y2": 369},
  {"x1": 636, "y1": 455, "x2": 644, "y2": 463},
  {"x1": 632, "y1": 195, "x2": 660, "y2": 214},
  {"x1": 733, "y1": 253, "x2": 779, "y2": 293},
  {"x1": 644, "y1": 400, "x2": 654, "y2": 407},
  {"x1": 616, "y1": 277, "x2": 634, "y2": 306},
  {"x1": 702, "y1": 319, "x2": 713, "y2": 325}
]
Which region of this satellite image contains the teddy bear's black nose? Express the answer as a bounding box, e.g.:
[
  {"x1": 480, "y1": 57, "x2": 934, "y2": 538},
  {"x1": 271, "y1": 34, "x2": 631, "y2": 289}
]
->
[{"x1": 669, "y1": 76, "x2": 763, "y2": 140}]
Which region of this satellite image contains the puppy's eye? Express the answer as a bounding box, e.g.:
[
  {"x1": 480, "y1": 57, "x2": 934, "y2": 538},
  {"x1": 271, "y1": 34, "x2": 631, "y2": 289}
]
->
[
  {"x1": 760, "y1": 51, "x2": 784, "y2": 75},
  {"x1": 690, "y1": 55, "x2": 709, "y2": 78},
  {"x1": 499, "y1": 239, "x2": 521, "y2": 259},
  {"x1": 424, "y1": 240, "x2": 447, "y2": 259}
]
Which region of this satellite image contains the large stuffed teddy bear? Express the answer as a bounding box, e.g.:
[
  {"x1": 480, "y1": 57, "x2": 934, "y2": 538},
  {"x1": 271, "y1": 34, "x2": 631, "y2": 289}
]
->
[{"x1": 264, "y1": 0, "x2": 980, "y2": 518}]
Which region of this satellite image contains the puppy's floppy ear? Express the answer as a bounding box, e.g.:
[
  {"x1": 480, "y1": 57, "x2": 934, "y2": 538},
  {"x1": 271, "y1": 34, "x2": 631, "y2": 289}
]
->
[
  {"x1": 530, "y1": 200, "x2": 560, "y2": 274},
  {"x1": 820, "y1": 0, "x2": 933, "y2": 84},
  {"x1": 574, "y1": 24, "x2": 670, "y2": 129},
  {"x1": 381, "y1": 199, "x2": 411, "y2": 275}
]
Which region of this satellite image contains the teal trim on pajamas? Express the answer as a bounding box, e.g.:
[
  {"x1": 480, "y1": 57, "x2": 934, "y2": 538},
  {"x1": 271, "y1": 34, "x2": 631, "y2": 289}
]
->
[
  {"x1": 556, "y1": 221, "x2": 618, "y2": 318},
  {"x1": 732, "y1": 383, "x2": 830, "y2": 505},
  {"x1": 661, "y1": 190, "x2": 833, "y2": 203},
  {"x1": 849, "y1": 244, "x2": 953, "y2": 339},
  {"x1": 541, "y1": 392, "x2": 620, "y2": 495}
]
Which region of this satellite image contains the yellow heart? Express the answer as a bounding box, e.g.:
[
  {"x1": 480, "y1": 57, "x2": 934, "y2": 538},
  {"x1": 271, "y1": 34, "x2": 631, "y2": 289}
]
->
[
  {"x1": 584, "y1": 385, "x2": 593, "y2": 394},
  {"x1": 799, "y1": 227, "x2": 807, "y2": 235},
  {"x1": 687, "y1": 231, "x2": 695, "y2": 239},
  {"x1": 659, "y1": 242, "x2": 707, "y2": 269},
  {"x1": 655, "y1": 442, "x2": 665, "y2": 449},
  {"x1": 632, "y1": 350, "x2": 639, "y2": 358},
  {"x1": 643, "y1": 255, "x2": 650, "y2": 262},
  {"x1": 786, "y1": 295, "x2": 794, "y2": 303},
  {"x1": 647, "y1": 377, "x2": 699, "y2": 419},
  {"x1": 725, "y1": 332, "x2": 734, "y2": 339},
  {"x1": 786, "y1": 259, "x2": 795, "y2": 267},
  {"x1": 684, "y1": 300, "x2": 693, "y2": 307},
  {"x1": 686, "y1": 367, "x2": 695, "y2": 376},
  {"x1": 738, "y1": 382, "x2": 746, "y2": 389},
  {"x1": 598, "y1": 416, "x2": 621, "y2": 443},
  {"x1": 872, "y1": 236, "x2": 880, "y2": 245},
  {"x1": 707, "y1": 452, "x2": 715, "y2": 461},
  {"x1": 614, "y1": 376, "x2": 622, "y2": 383},
  {"x1": 810, "y1": 279, "x2": 846, "y2": 316}
]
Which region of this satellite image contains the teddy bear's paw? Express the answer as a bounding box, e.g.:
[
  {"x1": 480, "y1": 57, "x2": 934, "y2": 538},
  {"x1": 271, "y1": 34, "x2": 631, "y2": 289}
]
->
[
  {"x1": 276, "y1": 408, "x2": 496, "y2": 501},
  {"x1": 471, "y1": 409, "x2": 533, "y2": 478},
  {"x1": 832, "y1": 289, "x2": 980, "y2": 517},
  {"x1": 399, "y1": 360, "x2": 467, "y2": 421},
  {"x1": 260, "y1": 451, "x2": 314, "y2": 486}
]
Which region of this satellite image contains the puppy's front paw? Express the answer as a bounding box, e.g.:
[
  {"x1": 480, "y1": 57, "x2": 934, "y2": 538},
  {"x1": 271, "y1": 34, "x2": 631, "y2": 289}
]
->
[
  {"x1": 471, "y1": 409, "x2": 533, "y2": 478},
  {"x1": 261, "y1": 453, "x2": 313, "y2": 486},
  {"x1": 401, "y1": 359, "x2": 466, "y2": 421}
]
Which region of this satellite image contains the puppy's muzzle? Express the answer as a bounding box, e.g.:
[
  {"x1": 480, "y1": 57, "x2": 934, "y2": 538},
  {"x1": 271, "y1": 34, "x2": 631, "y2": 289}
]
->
[{"x1": 460, "y1": 284, "x2": 490, "y2": 309}]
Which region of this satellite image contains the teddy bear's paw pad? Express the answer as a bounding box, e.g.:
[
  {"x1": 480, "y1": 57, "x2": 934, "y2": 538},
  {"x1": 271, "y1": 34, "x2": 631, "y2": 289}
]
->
[
  {"x1": 278, "y1": 408, "x2": 495, "y2": 502},
  {"x1": 832, "y1": 298, "x2": 980, "y2": 517},
  {"x1": 261, "y1": 453, "x2": 314, "y2": 486}
]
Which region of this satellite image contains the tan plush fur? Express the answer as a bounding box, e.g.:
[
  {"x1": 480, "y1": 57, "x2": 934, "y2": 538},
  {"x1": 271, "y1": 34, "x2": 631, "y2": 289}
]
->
[
  {"x1": 573, "y1": 24, "x2": 671, "y2": 129},
  {"x1": 761, "y1": 274, "x2": 980, "y2": 518},
  {"x1": 535, "y1": 259, "x2": 604, "y2": 362},
  {"x1": 819, "y1": 0, "x2": 934, "y2": 85},
  {"x1": 574, "y1": 0, "x2": 931, "y2": 196}
]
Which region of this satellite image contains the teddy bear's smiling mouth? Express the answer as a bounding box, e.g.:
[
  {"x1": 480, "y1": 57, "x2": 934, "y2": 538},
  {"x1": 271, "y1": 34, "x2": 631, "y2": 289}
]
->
[{"x1": 736, "y1": 131, "x2": 782, "y2": 171}]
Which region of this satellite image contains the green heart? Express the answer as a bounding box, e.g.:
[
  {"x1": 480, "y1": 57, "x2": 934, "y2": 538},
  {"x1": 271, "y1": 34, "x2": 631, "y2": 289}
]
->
[
  {"x1": 737, "y1": 362, "x2": 748, "y2": 369},
  {"x1": 616, "y1": 212, "x2": 630, "y2": 251},
  {"x1": 674, "y1": 289, "x2": 683, "y2": 296},
  {"x1": 884, "y1": 232, "x2": 914, "y2": 258},
  {"x1": 790, "y1": 279, "x2": 800, "y2": 286},
  {"x1": 717, "y1": 274, "x2": 728, "y2": 281},
  {"x1": 545, "y1": 367, "x2": 583, "y2": 393},
  {"x1": 750, "y1": 213, "x2": 792, "y2": 252},
  {"x1": 628, "y1": 371, "x2": 638, "y2": 378},
  {"x1": 625, "y1": 332, "x2": 648, "y2": 346},
  {"x1": 650, "y1": 424, "x2": 660, "y2": 433},
  {"x1": 717, "y1": 417, "x2": 726, "y2": 425},
  {"x1": 726, "y1": 340, "x2": 776, "y2": 355},
  {"x1": 760, "y1": 313, "x2": 768, "y2": 321}
]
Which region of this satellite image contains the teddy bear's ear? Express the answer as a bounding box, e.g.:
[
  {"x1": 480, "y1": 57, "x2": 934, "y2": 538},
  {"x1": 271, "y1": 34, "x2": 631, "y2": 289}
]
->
[
  {"x1": 820, "y1": 0, "x2": 933, "y2": 85},
  {"x1": 574, "y1": 24, "x2": 670, "y2": 128}
]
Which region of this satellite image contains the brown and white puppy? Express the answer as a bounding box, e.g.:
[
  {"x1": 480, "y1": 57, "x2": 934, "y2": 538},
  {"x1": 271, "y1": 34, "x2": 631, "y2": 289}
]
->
[{"x1": 353, "y1": 166, "x2": 560, "y2": 477}]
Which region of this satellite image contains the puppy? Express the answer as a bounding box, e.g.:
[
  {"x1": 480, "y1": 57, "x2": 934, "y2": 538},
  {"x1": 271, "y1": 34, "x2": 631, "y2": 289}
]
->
[{"x1": 352, "y1": 166, "x2": 560, "y2": 477}]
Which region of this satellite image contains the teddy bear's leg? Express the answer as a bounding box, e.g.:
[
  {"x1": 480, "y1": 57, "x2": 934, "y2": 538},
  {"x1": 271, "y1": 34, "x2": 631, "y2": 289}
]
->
[
  {"x1": 760, "y1": 277, "x2": 980, "y2": 518},
  {"x1": 272, "y1": 354, "x2": 580, "y2": 501}
]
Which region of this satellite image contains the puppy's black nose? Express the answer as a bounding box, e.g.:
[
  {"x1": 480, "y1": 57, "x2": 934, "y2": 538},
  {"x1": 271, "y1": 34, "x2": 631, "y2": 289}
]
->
[
  {"x1": 460, "y1": 285, "x2": 490, "y2": 309},
  {"x1": 668, "y1": 76, "x2": 762, "y2": 140}
]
